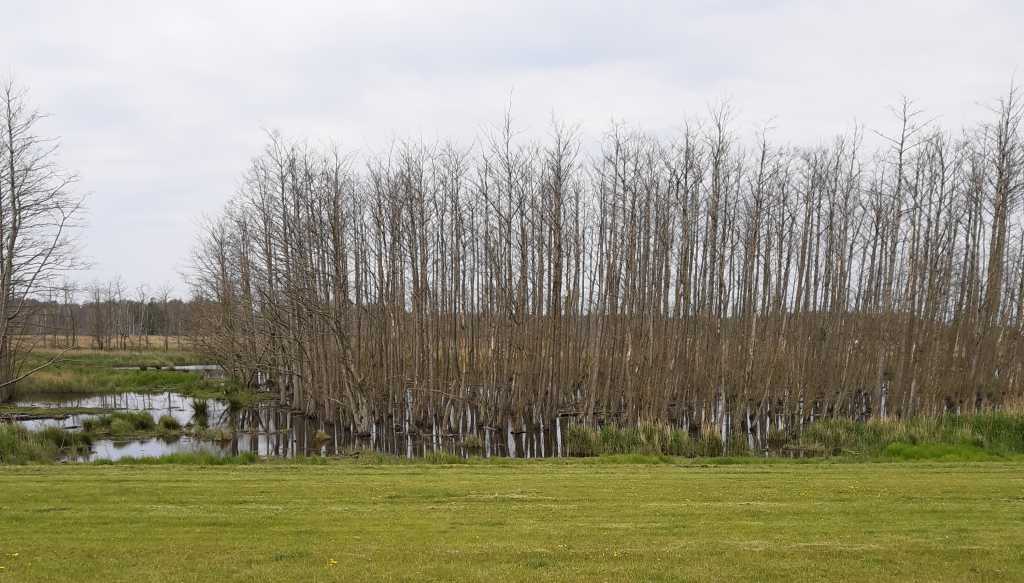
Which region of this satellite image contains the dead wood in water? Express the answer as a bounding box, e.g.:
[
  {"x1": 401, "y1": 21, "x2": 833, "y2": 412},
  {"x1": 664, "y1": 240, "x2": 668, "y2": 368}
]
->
[{"x1": 191, "y1": 90, "x2": 1024, "y2": 453}]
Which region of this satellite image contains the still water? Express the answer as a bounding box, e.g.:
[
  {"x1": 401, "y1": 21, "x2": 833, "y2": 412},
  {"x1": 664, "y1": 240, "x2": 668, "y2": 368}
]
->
[{"x1": 9, "y1": 391, "x2": 336, "y2": 461}]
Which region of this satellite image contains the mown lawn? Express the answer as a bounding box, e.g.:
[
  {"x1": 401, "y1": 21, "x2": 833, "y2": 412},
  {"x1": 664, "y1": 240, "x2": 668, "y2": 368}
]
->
[{"x1": 0, "y1": 461, "x2": 1022, "y2": 581}]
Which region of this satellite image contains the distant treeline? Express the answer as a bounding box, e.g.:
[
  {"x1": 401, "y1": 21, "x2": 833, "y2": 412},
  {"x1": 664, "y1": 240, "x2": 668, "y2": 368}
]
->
[
  {"x1": 18, "y1": 281, "x2": 197, "y2": 351},
  {"x1": 192, "y1": 89, "x2": 1024, "y2": 456}
]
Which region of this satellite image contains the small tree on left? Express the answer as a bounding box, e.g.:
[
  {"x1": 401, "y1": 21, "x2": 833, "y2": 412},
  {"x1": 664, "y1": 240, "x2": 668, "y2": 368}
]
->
[{"x1": 0, "y1": 79, "x2": 84, "y2": 397}]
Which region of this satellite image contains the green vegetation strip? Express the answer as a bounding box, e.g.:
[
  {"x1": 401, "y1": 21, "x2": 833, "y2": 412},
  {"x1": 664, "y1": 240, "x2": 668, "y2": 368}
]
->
[
  {"x1": 0, "y1": 426, "x2": 92, "y2": 463},
  {"x1": 0, "y1": 406, "x2": 115, "y2": 419},
  {"x1": 0, "y1": 461, "x2": 1021, "y2": 581},
  {"x1": 12, "y1": 349, "x2": 256, "y2": 404},
  {"x1": 14, "y1": 365, "x2": 220, "y2": 397}
]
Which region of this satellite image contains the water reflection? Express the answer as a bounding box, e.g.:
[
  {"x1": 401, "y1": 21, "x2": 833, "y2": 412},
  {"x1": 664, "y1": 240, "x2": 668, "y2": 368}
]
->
[
  {"x1": 10, "y1": 391, "x2": 531, "y2": 461},
  {"x1": 14, "y1": 392, "x2": 220, "y2": 427},
  {"x1": 9, "y1": 391, "x2": 338, "y2": 461},
  {"x1": 88, "y1": 435, "x2": 226, "y2": 461}
]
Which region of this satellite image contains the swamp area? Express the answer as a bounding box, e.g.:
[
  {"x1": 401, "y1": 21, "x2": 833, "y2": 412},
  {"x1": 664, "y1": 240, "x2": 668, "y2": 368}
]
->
[
  {"x1": 0, "y1": 349, "x2": 345, "y2": 462},
  {"x1": 4, "y1": 348, "x2": 1024, "y2": 465}
]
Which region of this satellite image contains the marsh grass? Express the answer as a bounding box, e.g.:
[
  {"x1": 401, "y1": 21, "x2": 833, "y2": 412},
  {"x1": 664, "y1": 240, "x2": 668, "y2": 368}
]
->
[
  {"x1": 0, "y1": 405, "x2": 115, "y2": 418},
  {"x1": 92, "y1": 451, "x2": 259, "y2": 465},
  {"x1": 21, "y1": 348, "x2": 202, "y2": 368},
  {"x1": 190, "y1": 397, "x2": 210, "y2": 427},
  {"x1": 12, "y1": 335, "x2": 194, "y2": 353},
  {"x1": 462, "y1": 434, "x2": 483, "y2": 453},
  {"x1": 559, "y1": 413, "x2": 1024, "y2": 461},
  {"x1": 565, "y1": 421, "x2": 733, "y2": 457},
  {"x1": 157, "y1": 415, "x2": 181, "y2": 431},
  {"x1": 190, "y1": 426, "x2": 232, "y2": 441},
  {"x1": 82, "y1": 411, "x2": 159, "y2": 436},
  {"x1": 15, "y1": 367, "x2": 215, "y2": 396},
  {"x1": 9, "y1": 348, "x2": 257, "y2": 406},
  {"x1": 0, "y1": 424, "x2": 93, "y2": 463},
  {"x1": 791, "y1": 413, "x2": 1024, "y2": 458}
]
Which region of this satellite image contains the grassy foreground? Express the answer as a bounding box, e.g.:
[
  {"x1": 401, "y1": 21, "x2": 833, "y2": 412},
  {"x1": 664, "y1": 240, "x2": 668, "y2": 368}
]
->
[{"x1": 0, "y1": 461, "x2": 1022, "y2": 581}]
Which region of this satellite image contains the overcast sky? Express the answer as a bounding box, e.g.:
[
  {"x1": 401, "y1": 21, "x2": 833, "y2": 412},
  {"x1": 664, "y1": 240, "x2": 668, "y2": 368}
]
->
[{"x1": 2, "y1": 1, "x2": 1022, "y2": 296}]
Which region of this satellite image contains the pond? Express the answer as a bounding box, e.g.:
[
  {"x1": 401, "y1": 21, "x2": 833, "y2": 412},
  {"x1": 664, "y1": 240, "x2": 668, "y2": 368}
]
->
[{"x1": 6, "y1": 391, "x2": 338, "y2": 461}]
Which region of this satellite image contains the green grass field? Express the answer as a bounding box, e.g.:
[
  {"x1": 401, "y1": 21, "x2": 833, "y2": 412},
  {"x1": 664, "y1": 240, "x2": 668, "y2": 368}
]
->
[{"x1": 0, "y1": 460, "x2": 1022, "y2": 582}]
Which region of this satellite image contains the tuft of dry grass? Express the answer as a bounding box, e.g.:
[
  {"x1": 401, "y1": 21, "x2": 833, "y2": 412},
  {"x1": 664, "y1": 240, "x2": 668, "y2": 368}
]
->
[{"x1": 12, "y1": 334, "x2": 194, "y2": 352}]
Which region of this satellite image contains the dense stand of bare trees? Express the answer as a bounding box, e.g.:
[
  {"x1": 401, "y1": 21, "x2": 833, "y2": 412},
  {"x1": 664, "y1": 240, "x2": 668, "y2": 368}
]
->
[{"x1": 193, "y1": 89, "x2": 1024, "y2": 456}]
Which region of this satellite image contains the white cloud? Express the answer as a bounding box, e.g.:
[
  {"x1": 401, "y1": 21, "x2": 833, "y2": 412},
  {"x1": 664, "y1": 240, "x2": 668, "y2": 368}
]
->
[{"x1": 2, "y1": 0, "x2": 1021, "y2": 294}]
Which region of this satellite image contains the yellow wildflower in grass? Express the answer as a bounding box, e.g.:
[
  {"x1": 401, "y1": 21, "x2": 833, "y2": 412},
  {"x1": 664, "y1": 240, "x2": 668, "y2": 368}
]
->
[{"x1": 327, "y1": 559, "x2": 338, "y2": 567}]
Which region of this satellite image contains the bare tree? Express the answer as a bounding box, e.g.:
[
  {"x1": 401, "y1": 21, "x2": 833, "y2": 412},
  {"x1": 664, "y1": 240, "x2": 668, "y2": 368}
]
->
[
  {"x1": 190, "y1": 85, "x2": 1024, "y2": 456},
  {"x1": 0, "y1": 80, "x2": 83, "y2": 397}
]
